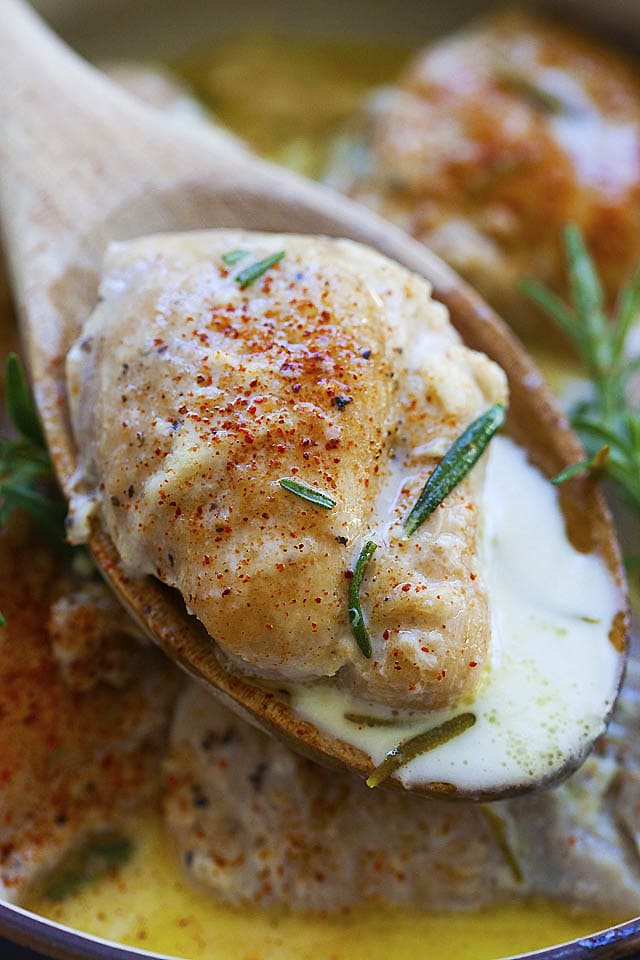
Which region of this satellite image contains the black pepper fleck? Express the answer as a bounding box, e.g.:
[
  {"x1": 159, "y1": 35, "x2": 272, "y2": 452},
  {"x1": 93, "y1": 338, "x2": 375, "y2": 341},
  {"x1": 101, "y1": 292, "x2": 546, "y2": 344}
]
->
[{"x1": 249, "y1": 761, "x2": 269, "y2": 792}]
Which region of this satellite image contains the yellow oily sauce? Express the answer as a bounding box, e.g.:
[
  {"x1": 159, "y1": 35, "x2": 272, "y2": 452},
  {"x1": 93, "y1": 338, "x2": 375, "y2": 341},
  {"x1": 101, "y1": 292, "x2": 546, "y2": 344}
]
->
[
  {"x1": 26, "y1": 813, "x2": 625, "y2": 960},
  {"x1": 175, "y1": 34, "x2": 410, "y2": 178},
  {"x1": 19, "y1": 31, "x2": 634, "y2": 960}
]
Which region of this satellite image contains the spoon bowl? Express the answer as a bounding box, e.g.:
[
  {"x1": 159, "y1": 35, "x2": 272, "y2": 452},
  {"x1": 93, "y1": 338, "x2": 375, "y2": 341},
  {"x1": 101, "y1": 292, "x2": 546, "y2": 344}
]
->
[{"x1": 0, "y1": 0, "x2": 627, "y2": 799}]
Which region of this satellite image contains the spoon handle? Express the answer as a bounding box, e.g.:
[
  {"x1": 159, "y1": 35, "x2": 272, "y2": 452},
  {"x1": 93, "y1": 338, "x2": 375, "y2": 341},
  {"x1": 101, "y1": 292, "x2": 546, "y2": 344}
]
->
[
  {"x1": 0, "y1": 0, "x2": 257, "y2": 478},
  {"x1": 0, "y1": 0, "x2": 254, "y2": 277}
]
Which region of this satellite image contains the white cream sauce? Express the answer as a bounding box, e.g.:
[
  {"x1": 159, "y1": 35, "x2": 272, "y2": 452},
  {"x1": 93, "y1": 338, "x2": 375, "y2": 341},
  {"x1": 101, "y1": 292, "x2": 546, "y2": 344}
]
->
[{"x1": 289, "y1": 435, "x2": 624, "y2": 795}]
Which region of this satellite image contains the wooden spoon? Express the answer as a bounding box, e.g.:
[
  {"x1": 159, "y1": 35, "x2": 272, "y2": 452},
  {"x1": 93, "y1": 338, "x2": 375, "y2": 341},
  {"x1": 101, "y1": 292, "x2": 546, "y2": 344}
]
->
[{"x1": 0, "y1": 0, "x2": 627, "y2": 799}]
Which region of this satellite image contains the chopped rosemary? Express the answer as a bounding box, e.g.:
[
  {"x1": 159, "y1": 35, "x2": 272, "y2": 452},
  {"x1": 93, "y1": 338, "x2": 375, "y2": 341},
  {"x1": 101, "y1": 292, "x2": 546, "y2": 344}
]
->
[
  {"x1": 39, "y1": 831, "x2": 133, "y2": 901},
  {"x1": 222, "y1": 248, "x2": 249, "y2": 266},
  {"x1": 366, "y1": 712, "x2": 476, "y2": 788},
  {"x1": 278, "y1": 477, "x2": 336, "y2": 509},
  {"x1": 403, "y1": 404, "x2": 506, "y2": 537},
  {"x1": 236, "y1": 251, "x2": 285, "y2": 289},
  {"x1": 348, "y1": 540, "x2": 377, "y2": 659},
  {"x1": 523, "y1": 224, "x2": 640, "y2": 512}
]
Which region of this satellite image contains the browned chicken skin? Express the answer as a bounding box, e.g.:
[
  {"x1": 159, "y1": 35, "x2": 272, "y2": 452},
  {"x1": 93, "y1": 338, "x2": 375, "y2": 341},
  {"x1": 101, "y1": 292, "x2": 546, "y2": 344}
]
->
[
  {"x1": 333, "y1": 11, "x2": 640, "y2": 342},
  {"x1": 68, "y1": 231, "x2": 506, "y2": 711}
]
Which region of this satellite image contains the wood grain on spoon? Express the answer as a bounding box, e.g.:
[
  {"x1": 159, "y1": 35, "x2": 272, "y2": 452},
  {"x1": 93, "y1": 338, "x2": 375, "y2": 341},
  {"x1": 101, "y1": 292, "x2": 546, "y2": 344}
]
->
[{"x1": 0, "y1": 0, "x2": 627, "y2": 798}]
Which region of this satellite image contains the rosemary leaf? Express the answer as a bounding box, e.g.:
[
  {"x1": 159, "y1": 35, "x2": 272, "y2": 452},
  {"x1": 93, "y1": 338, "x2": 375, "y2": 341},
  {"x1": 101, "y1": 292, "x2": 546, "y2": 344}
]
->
[
  {"x1": 2, "y1": 481, "x2": 68, "y2": 544},
  {"x1": 552, "y1": 445, "x2": 610, "y2": 486},
  {"x1": 348, "y1": 540, "x2": 377, "y2": 659},
  {"x1": 520, "y1": 279, "x2": 576, "y2": 342},
  {"x1": 612, "y1": 264, "x2": 640, "y2": 363},
  {"x1": 403, "y1": 404, "x2": 506, "y2": 537},
  {"x1": 480, "y1": 805, "x2": 523, "y2": 883},
  {"x1": 366, "y1": 712, "x2": 476, "y2": 788},
  {"x1": 236, "y1": 251, "x2": 285, "y2": 289},
  {"x1": 222, "y1": 248, "x2": 249, "y2": 266},
  {"x1": 5, "y1": 353, "x2": 45, "y2": 448},
  {"x1": 40, "y1": 832, "x2": 133, "y2": 901},
  {"x1": 279, "y1": 477, "x2": 336, "y2": 509}
]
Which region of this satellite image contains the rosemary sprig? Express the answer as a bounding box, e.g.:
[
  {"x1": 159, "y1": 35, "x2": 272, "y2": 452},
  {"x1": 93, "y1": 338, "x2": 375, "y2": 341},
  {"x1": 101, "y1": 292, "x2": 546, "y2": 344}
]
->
[
  {"x1": 523, "y1": 224, "x2": 640, "y2": 512},
  {"x1": 222, "y1": 248, "x2": 249, "y2": 266},
  {"x1": 403, "y1": 404, "x2": 506, "y2": 537},
  {"x1": 0, "y1": 354, "x2": 67, "y2": 545},
  {"x1": 348, "y1": 540, "x2": 377, "y2": 658},
  {"x1": 366, "y1": 712, "x2": 476, "y2": 788},
  {"x1": 236, "y1": 251, "x2": 285, "y2": 289},
  {"x1": 279, "y1": 477, "x2": 336, "y2": 509}
]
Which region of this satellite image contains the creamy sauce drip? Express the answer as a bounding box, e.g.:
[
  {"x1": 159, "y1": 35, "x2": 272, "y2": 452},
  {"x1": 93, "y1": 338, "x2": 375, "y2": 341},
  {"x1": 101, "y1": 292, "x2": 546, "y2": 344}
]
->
[{"x1": 290, "y1": 436, "x2": 623, "y2": 793}]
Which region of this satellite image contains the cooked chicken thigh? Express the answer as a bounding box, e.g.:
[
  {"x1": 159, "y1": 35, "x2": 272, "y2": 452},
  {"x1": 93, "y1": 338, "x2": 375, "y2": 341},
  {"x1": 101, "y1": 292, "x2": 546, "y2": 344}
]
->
[
  {"x1": 67, "y1": 231, "x2": 506, "y2": 711},
  {"x1": 330, "y1": 12, "x2": 640, "y2": 342}
]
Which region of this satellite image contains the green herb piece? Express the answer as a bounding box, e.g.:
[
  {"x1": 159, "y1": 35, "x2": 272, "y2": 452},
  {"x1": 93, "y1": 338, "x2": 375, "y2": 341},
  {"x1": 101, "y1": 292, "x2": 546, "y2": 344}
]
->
[
  {"x1": 0, "y1": 611, "x2": 5, "y2": 628},
  {"x1": 551, "y1": 444, "x2": 609, "y2": 486},
  {"x1": 47, "y1": 745, "x2": 68, "y2": 764},
  {"x1": 279, "y1": 477, "x2": 336, "y2": 509},
  {"x1": 6, "y1": 353, "x2": 45, "y2": 447},
  {"x1": 523, "y1": 224, "x2": 640, "y2": 512},
  {"x1": 366, "y1": 712, "x2": 476, "y2": 788},
  {"x1": 348, "y1": 540, "x2": 377, "y2": 659},
  {"x1": 0, "y1": 354, "x2": 68, "y2": 548},
  {"x1": 40, "y1": 831, "x2": 133, "y2": 901},
  {"x1": 480, "y1": 805, "x2": 523, "y2": 883},
  {"x1": 496, "y1": 65, "x2": 572, "y2": 115},
  {"x1": 403, "y1": 404, "x2": 506, "y2": 537},
  {"x1": 236, "y1": 251, "x2": 285, "y2": 289},
  {"x1": 222, "y1": 248, "x2": 249, "y2": 266},
  {"x1": 344, "y1": 712, "x2": 403, "y2": 727}
]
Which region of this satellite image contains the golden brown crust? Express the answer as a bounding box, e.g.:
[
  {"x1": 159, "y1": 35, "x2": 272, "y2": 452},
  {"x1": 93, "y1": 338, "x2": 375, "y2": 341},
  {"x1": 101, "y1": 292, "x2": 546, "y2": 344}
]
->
[{"x1": 68, "y1": 231, "x2": 506, "y2": 710}]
